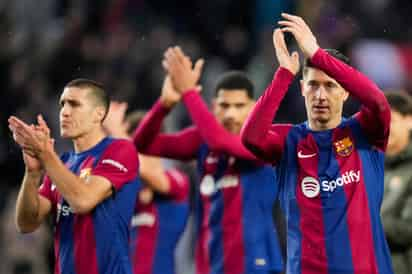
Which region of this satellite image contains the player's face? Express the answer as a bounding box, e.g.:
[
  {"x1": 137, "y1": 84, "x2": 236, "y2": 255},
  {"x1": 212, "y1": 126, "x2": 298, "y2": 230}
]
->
[
  {"x1": 387, "y1": 110, "x2": 412, "y2": 154},
  {"x1": 213, "y1": 89, "x2": 254, "y2": 134},
  {"x1": 59, "y1": 87, "x2": 101, "y2": 139},
  {"x1": 301, "y1": 67, "x2": 349, "y2": 130}
]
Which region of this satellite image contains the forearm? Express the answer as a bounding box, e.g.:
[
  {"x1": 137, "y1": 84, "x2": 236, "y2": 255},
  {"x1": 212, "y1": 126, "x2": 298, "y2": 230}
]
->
[
  {"x1": 40, "y1": 150, "x2": 92, "y2": 212},
  {"x1": 15, "y1": 171, "x2": 43, "y2": 232},
  {"x1": 241, "y1": 68, "x2": 294, "y2": 161},
  {"x1": 141, "y1": 170, "x2": 170, "y2": 194}
]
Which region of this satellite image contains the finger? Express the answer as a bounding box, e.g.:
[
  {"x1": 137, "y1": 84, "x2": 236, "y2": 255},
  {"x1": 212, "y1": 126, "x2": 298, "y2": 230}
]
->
[
  {"x1": 281, "y1": 27, "x2": 299, "y2": 37},
  {"x1": 281, "y1": 13, "x2": 302, "y2": 23},
  {"x1": 162, "y1": 59, "x2": 170, "y2": 71},
  {"x1": 8, "y1": 116, "x2": 30, "y2": 130},
  {"x1": 174, "y1": 46, "x2": 186, "y2": 60},
  {"x1": 273, "y1": 29, "x2": 289, "y2": 55},
  {"x1": 193, "y1": 59, "x2": 205, "y2": 78},
  {"x1": 37, "y1": 114, "x2": 50, "y2": 136},
  {"x1": 23, "y1": 148, "x2": 37, "y2": 158}
]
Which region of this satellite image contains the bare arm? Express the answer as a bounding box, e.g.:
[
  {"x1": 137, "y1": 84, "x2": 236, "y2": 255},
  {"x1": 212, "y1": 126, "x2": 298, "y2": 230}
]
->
[
  {"x1": 138, "y1": 154, "x2": 171, "y2": 194},
  {"x1": 40, "y1": 149, "x2": 113, "y2": 214},
  {"x1": 15, "y1": 171, "x2": 51, "y2": 233}
]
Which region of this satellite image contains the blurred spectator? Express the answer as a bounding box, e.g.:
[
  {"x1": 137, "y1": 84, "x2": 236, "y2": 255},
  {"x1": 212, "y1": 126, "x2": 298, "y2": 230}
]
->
[
  {"x1": 0, "y1": 190, "x2": 51, "y2": 274},
  {"x1": 382, "y1": 91, "x2": 412, "y2": 274}
]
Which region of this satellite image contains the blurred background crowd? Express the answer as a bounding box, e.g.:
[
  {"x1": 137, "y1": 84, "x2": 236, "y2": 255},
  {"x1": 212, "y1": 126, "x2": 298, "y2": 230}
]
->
[{"x1": 1, "y1": 0, "x2": 412, "y2": 273}]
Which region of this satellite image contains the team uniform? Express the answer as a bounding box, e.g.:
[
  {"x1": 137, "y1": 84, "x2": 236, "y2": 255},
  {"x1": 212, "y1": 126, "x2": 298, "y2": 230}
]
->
[
  {"x1": 39, "y1": 137, "x2": 140, "y2": 274},
  {"x1": 241, "y1": 48, "x2": 394, "y2": 274},
  {"x1": 133, "y1": 91, "x2": 284, "y2": 274},
  {"x1": 129, "y1": 168, "x2": 190, "y2": 274}
]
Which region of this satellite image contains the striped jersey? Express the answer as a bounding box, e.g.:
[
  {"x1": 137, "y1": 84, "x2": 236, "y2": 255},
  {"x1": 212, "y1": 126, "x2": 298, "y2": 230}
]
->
[{"x1": 39, "y1": 137, "x2": 140, "y2": 274}]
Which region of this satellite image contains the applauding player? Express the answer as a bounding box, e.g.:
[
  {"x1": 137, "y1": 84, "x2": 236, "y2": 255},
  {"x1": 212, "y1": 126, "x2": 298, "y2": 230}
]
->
[
  {"x1": 241, "y1": 14, "x2": 394, "y2": 274},
  {"x1": 133, "y1": 48, "x2": 284, "y2": 274},
  {"x1": 9, "y1": 79, "x2": 139, "y2": 274}
]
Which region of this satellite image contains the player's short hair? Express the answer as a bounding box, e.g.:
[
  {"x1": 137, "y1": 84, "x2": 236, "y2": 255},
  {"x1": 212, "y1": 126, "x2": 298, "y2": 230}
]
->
[
  {"x1": 65, "y1": 78, "x2": 110, "y2": 122},
  {"x1": 125, "y1": 110, "x2": 165, "y2": 136},
  {"x1": 385, "y1": 91, "x2": 412, "y2": 116},
  {"x1": 214, "y1": 71, "x2": 254, "y2": 99},
  {"x1": 303, "y1": 49, "x2": 350, "y2": 76}
]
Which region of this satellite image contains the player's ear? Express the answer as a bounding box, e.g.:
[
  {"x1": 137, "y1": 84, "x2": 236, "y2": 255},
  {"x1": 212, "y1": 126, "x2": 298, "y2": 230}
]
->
[
  {"x1": 94, "y1": 106, "x2": 106, "y2": 124},
  {"x1": 342, "y1": 90, "x2": 349, "y2": 102}
]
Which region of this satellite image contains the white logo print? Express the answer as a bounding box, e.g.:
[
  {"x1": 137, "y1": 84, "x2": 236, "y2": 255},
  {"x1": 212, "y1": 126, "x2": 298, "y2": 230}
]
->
[
  {"x1": 321, "y1": 170, "x2": 360, "y2": 192},
  {"x1": 131, "y1": 213, "x2": 156, "y2": 227},
  {"x1": 200, "y1": 175, "x2": 239, "y2": 196},
  {"x1": 206, "y1": 156, "x2": 219, "y2": 164},
  {"x1": 101, "y1": 159, "x2": 128, "y2": 172},
  {"x1": 298, "y1": 151, "x2": 317, "y2": 159},
  {"x1": 301, "y1": 176, "x2": 320, "y2": 198}
]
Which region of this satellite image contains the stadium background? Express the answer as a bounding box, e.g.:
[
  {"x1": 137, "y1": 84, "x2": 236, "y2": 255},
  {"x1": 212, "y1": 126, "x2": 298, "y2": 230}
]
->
[{"x1": 0, "y1": 0, "x2": 411, "y2": 273}]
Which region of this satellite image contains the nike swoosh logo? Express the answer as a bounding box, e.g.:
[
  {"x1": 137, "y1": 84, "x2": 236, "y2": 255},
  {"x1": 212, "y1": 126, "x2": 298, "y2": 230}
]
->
[{"x1": 298, "y1": 151, "x2": 317, "y2": 159}]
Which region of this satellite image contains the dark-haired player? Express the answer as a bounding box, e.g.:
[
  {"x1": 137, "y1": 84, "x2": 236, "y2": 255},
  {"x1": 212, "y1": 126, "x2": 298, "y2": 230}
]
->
[
  {"x1": 9, "y1": 78, "x2": 140, "y2": 274},
  {"x1": 133, "y1": 49, "x2": 284, "y2": 274},
  {"x1": 241, "y1": 13, "x2": 394, "y2": 274}
]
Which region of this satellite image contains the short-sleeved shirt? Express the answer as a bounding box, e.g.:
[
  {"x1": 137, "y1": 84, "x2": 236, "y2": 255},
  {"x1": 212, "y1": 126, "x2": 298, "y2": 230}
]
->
[
  {"x1": 39, "y1": 137, "x2": 140, "y2": 274},
  {"x1": 129, "y1": 168, "x2": 190, "y2": 274}
]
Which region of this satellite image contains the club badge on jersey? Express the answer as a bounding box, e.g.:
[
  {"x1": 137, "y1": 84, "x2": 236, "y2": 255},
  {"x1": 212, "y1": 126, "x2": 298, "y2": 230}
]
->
[
  {"x1": 79, "y1": 168, "x2": 92, "y2": 181},
  {"x1": 334, "y1": 136, "x2": 353, "y2": 157}
]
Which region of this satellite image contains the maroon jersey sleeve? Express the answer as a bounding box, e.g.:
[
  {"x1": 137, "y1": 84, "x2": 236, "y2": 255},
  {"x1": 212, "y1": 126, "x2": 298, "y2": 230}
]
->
[
  {"x1": 310, "y1": 48, "x2": 391, "y2": 151},
  {"x1": 165, "y1": 168, "x2": 189, "y2": 202},
  {"x1": 38, "y1": 175, "x2": 57, "y2": 205},
  {"x1": 241, "y1": 67, "x2": 295, "y2": 163},
  {"x1": 182, "y1": 90, "x2": 258, "y2": 160},
  {"x1": 133, "y1": 100, "x2": 203, "y2": 160},
  {"x1": 92, "y1": 139, "x2": 139, "y2": 191}
]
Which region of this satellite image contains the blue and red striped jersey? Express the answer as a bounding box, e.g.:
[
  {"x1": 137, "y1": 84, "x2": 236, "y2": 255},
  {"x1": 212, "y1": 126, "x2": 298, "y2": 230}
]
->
[
  {"x1": 276, "y1": 119, "x2": 393, "y2": 274},
  {"x1": 38, "y1": 137, "x2": 140, "y2": 274},
  {"x1": 241, "y1": 48, "x2": 394, "y2": 274},
  {"x1": 195, "y1": 144, "x2": 283, "y2": 274},
  {"x1": 129, "y1": 168, "x2": 190, "y2": 274}
]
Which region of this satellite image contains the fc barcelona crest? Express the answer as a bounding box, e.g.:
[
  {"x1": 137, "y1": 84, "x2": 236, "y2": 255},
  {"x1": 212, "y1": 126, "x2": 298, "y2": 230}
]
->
[
  {"x1": 334, "y1": 137, "x2": 353, "y2": 157},
  {"x1": 79, "y1": 168, "x2": 92, "y2": 180}
]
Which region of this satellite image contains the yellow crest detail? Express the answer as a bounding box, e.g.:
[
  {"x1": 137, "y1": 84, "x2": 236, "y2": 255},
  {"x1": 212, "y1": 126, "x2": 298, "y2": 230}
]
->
[{"x1": 334, "y1": 137, "x2": 353, "y2": 157}]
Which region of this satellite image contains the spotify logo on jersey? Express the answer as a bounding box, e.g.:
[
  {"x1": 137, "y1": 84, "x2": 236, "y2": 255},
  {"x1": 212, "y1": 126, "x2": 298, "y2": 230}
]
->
[{"x1": 301, "y1": 176, "x2": 320, "y2": 198}]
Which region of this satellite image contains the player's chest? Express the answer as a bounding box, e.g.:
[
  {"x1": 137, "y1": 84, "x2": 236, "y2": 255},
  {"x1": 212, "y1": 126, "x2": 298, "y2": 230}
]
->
[{"x1": 199, "y1": 154, "x2": 242, "y2": 199}]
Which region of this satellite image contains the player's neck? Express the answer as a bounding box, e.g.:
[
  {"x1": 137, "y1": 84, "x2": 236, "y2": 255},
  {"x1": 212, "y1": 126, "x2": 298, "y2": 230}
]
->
[
  {"x1": 309, "y1": 116, "x2": 342, "y2": 131},
  {"x1": 73, "y1": 127, "x2": 107, "y2": 153}
]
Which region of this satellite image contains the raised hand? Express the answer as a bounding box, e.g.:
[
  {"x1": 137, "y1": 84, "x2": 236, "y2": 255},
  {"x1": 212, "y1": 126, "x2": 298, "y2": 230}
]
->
[
  {"x1": 162, "y1": 46, "x2": 204, "y2": 94},
  {"x1": 159, "y1": 75, "x2": 181, "y2": 109},
  {"x1": 103, "y1": 101, "x2": 130, "y2": 138},
  {"x1": 278, "y1": 13, "x2": 319, "y2": 59},
  {"x1": 273, "y1": 28, "x2": 300, "y2": 75},
  {"x1": 8, "y1": 115, "x2": 54, "y2": 159}
]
